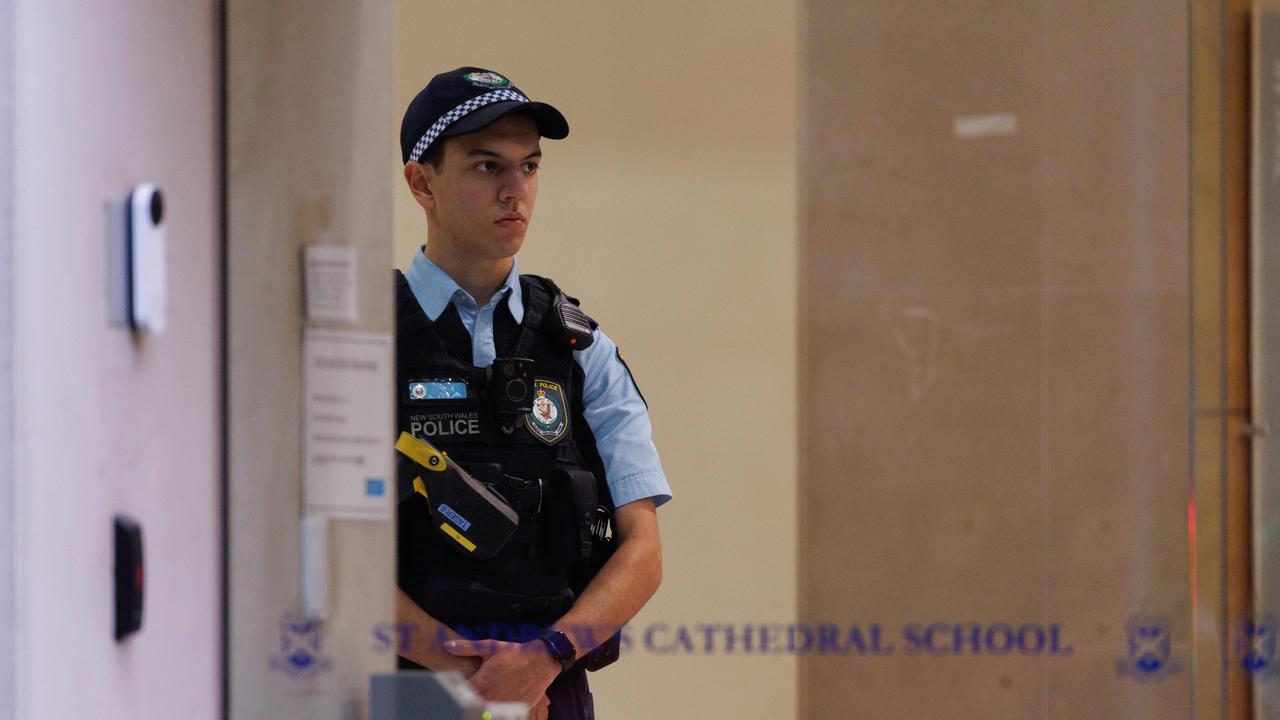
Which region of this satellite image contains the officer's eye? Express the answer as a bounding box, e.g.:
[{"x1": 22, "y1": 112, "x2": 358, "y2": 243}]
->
[{"x1": 522, "y1": 162, "x2": 540, "y2": 174}]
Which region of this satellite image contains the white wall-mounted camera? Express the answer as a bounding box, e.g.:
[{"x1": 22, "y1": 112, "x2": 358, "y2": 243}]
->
[{"x1": 127, "y1": 183, "x2": 167, "y2": 334}]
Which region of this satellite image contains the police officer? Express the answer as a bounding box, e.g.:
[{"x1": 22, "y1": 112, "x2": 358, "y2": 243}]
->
[{"x1": 394, "y1": 67, "x2": 671, "y2": 720}]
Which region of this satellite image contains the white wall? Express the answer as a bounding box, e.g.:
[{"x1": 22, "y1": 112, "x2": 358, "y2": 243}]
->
[
  {"x1": 10, "y1": 1, "x2": 220, "y2": 718},
  {"x1": 0, "y1": 0, "x2": 15, "y2": 715}
]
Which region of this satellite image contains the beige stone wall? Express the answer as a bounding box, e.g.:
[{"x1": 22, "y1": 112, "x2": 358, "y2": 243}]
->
[
  {"x1": 800, "y1": 2, "x2": 1194, "y2": 718},
  {"x1": 393, "y1": 2, "x2": 800, "y2": 717}
]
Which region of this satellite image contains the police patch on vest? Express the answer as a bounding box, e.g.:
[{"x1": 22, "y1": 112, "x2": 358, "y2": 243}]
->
[
  {"x1": 525, "y1": 379, "x2": 568, "y2": 445},
  {"x1": 409, "y1": 410, "x2": 482, "y2": 440}
]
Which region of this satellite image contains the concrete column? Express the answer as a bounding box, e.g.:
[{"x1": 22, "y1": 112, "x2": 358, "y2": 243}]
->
[{"x1": 227, "y1": 1, "x2": 395, "y2": 718}]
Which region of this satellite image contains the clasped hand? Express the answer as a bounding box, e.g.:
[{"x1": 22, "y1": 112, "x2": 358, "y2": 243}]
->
[{"x1": 445, "y1": 638, "x2": 560, "y2": 718}]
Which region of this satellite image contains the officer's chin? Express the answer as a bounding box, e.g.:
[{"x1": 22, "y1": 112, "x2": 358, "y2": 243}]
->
[{"x1": 487, "y1": 233, "x2": 526, "y2": 258}]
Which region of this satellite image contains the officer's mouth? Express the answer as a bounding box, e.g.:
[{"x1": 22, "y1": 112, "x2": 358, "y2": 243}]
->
[{"x1": 496, "y1": 214, "x2": 526, "y2": 229}]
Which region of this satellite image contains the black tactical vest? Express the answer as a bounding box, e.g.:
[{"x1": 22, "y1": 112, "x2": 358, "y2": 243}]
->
[{"x1": 394, "y1": 269, "x2": 613, "y2": 633}]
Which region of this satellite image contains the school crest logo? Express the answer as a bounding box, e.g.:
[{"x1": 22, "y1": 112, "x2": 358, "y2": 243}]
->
[
  {"x1": 1235, "y1": 615, "x2": 1277, "y2": 676},
  {"x1": 269, "y1": 613, "x2": 332, "y2": 680},
  {"x1": 1116, "y1": 615, "x2": 1180, "y2": 682},
  {"x1": 463, "y1": 71, "x2": 511, "y2": 89},
  {"x1": 525, "y1": 379, "x2": 568, "y2": 445}
]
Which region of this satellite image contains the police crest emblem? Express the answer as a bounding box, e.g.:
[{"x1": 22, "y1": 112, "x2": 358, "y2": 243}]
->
[
  {"x1": 1235, "y1": 615, "x2": 1277, "y2": 676},
  {"x1": 1115, "y1": 615, "x2": 1180, "y2": 682},
  {"x1": 525, "y1": 379, "x2": 568, "y2": 445},
  {"x1": 409, "y1": 381, "x2": 428, "y2": 400},
  {"x1": 463, "y1": 71, "x2": 511, "y2": 89}
]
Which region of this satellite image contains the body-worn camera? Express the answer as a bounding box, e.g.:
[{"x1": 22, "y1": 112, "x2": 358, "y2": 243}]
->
[{"x1": 486, "y1": 357, "x2": 535, "y2": 415}]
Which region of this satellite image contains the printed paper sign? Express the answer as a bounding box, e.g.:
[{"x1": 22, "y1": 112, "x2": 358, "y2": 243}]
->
[
  {"x1": 303, "y1": 329, "x2": 392, "y2": 518},
  {"x1": 304, "y1": 244, "x2": 359, "y2": 322}
]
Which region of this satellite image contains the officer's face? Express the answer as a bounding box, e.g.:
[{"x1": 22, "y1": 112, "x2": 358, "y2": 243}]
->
[{"x1": 423, "y1": 114, "x2": 541, "y2": 262}]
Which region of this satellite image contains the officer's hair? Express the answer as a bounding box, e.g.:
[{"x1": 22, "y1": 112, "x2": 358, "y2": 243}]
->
[{"x1": 420, "y1": 139, "x2": 446, "y2": 172}]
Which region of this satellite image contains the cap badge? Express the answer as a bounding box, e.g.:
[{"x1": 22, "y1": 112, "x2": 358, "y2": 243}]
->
[{"x1": 463, "y1": 71, "x2": 511, "y2": 89}]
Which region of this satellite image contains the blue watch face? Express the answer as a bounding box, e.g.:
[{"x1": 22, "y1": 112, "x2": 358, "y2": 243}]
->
[{"x1": 542, "y1": 631, "x2": 576, "y2": 669}]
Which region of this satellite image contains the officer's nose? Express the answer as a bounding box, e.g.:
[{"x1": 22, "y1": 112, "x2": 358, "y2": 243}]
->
[{"x1": 499, "y1": 169, "x2": 530, "y2": 204}]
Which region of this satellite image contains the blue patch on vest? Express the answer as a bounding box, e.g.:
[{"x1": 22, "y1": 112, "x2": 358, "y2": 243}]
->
[{"x1": 409, "y1": 380, "x2": 468, "y2": 400}]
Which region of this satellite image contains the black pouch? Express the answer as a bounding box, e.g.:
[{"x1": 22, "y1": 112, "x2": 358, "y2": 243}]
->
[
  {"x1": 547, "y1": 467, "x2": 623, "y2": 672},
  {"x1": 545, "y1": 468, "x2": 596, "y2": 568}
]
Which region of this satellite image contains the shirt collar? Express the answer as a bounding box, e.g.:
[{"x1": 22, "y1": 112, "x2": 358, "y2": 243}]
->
[{"x1": 405, "y1": 246, "x2": 524, "y2": 324}]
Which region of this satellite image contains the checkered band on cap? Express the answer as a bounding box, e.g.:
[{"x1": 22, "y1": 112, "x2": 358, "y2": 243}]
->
[{"x1": 408, "y1": 89, "x2": 530, "y2": 163}]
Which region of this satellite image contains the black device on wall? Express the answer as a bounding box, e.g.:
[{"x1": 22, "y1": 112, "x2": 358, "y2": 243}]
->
[{"x1": 114, "y1": 515, "x2": 144, "y2": 640}]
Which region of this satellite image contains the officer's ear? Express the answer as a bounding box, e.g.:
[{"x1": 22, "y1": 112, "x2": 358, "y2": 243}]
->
[{"x1": 403, "y1": 161, "x2": 436, "y2": 213}]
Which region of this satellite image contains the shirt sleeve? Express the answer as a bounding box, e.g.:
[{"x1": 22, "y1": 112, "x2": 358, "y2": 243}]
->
[{"x1": 574, "y1": 327, "x2": 672, "y2": 508}]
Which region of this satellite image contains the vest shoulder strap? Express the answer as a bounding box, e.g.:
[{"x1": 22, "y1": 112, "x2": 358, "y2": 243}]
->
[
  {"x1": 520, "y1": 274, "x2": 596, "y2": 320},
  {"x1": 514, "y1": 273, "x2": 596, "y2": 359},
  {"x1": 395, "y1": 268, "x2": 473, "y2": 370}
]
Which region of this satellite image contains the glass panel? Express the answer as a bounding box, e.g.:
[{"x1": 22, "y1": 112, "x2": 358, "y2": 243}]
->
[
  {"x1": 797, "y1": 1, "x2": 1225, "y2": 717},
  {"x1": 378, "y1": 3, "x2": 1257, "y2": 719}
]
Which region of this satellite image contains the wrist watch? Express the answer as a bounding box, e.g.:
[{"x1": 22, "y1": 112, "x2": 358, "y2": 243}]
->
[{"x1": 539, "y1": 629, "x2": 577, "y2": 672}]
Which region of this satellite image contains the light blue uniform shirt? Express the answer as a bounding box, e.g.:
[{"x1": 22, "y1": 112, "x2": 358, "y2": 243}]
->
[{"x1": 404, "y1": 249, "x2": 672, "y2": 508}]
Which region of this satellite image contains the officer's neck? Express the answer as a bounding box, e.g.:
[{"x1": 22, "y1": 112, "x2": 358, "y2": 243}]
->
[{"x1": 423, "y1": 242, "x2": 513, "y2": 308}]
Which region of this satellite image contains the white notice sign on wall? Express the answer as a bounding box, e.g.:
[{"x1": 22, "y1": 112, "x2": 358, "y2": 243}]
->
[
  {"x1": 304, "y1": 244, "x2": 359, "y2": 322},
  {"x1": 303, "y1": 329, "x2": 392, "y2": 519}
]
